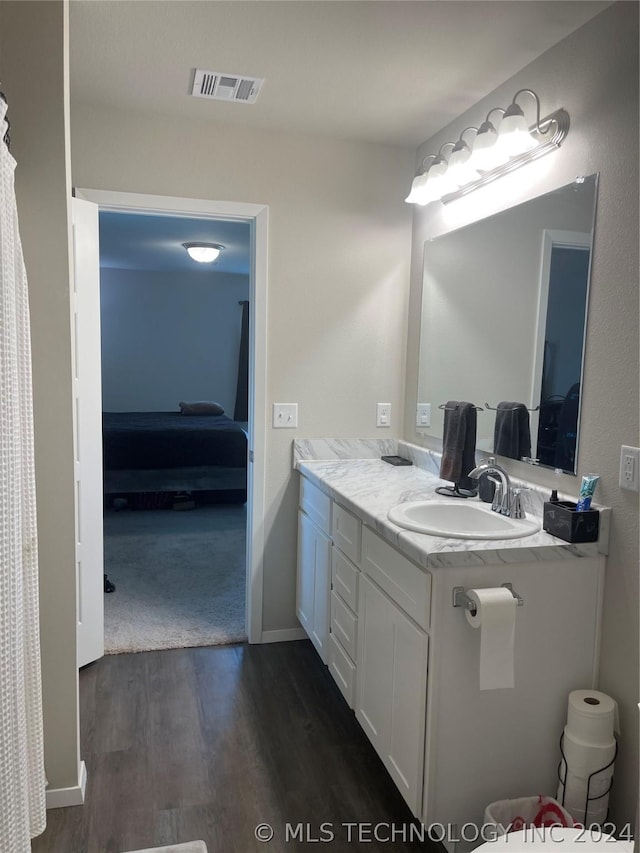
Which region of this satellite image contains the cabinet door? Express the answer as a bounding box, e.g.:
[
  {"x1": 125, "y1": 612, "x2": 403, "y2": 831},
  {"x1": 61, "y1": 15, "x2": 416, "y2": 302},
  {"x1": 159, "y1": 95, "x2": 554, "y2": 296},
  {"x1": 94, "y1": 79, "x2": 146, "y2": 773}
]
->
[
  {"x1": 356, "y1": 574, "x2": 428, "y2": 816},
  {"x1": 297, "y1": 510, "x2": 331, "y2": 663}
]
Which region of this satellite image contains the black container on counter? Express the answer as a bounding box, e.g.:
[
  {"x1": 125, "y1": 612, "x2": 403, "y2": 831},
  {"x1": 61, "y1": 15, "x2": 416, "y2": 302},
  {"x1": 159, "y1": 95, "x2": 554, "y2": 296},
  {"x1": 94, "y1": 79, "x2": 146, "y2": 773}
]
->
[{"x1": 543, "y1": 500, "x2": 599, "y2": 544}]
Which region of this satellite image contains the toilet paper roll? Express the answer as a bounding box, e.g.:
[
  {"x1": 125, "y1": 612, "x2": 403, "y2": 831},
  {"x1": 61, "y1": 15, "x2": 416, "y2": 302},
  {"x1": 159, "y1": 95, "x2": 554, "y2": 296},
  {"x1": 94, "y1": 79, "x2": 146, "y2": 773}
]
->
[
  {"x1": 561, "y1": 727, "x2": 616, "y2": 776},
  {"x1": 557, "y1": 726, "x2": 616, "y2": 826},
  {"x1": 559, "y1": 774, "x2": 614, "y2": 806},
  {"x1": 465, "y1": 587, "x2": 517, "y2": 690},
  {"x1": 566, "y1": 690, "x2": 618, "y2": 746},
  {"x1": 557, "y1": 778, "x2": 612, "y2": 826}
]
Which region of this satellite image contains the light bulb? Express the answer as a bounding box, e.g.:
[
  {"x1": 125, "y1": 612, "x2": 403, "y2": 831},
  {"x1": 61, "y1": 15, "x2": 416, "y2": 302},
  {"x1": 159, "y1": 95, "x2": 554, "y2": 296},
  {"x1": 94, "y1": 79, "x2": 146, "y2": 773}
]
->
[
  {"x1": 405, "y1": 171, "x2": 430, "y2": 204},
  {"x1": 468, "y1": 121, "x2": 509, "y2": 171},
  {"x1": 497, "y1": 104, "x2": 536, "y2": 156},
  {"x1": 183, "y1": 243, "x2": 224, "y2": 263},
  {"x1": 422, "y1": 156, "x2": 457, "y2": 202},
  {"x1": 446, "y1": 143, "x2": 480, "y2": 188}
]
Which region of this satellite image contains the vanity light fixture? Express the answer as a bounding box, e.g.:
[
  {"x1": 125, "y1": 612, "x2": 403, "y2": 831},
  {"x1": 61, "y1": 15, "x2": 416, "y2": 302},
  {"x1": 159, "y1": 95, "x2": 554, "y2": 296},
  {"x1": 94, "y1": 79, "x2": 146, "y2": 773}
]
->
[
  {"x1": 467, "y1": 109, "x2": 511, "y2": 172},
  {"x1": 405, "y1": 88, "x2": 569, "y2": 206},
  {"x1": 405, "y1": 144, "x2": 458, "y2": 205},
  {"x1": 182, "y1": 242, "x2": 225, "y2": 263},
  {"x1": 405, "y1": 157, "x2": 435, "y2": 205},
  {"x1": 445, "y1": 130, "x2": 480, "y2": 187}
]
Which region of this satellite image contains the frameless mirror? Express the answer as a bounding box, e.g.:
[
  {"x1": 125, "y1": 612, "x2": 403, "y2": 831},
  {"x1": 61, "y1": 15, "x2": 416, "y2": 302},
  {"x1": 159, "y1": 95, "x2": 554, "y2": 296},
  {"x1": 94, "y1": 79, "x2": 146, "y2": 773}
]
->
[{"x1": 417, "y1": 174, "x2": 598, "y2": 474}]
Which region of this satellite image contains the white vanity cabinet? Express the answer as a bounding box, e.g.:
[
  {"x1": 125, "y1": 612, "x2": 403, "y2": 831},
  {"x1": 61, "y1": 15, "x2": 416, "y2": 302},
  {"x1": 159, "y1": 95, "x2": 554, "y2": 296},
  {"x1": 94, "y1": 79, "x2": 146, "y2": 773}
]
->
[
  {"x1": 297, "y1": 475, "x2": 363, "y2": 703},
  {"x1": 357, "y1": 572, "x2": 429, "y2": 814},
  {"x1": 297, "y1": 467, "x2": 605, "y2": 849},
  {"x1": 356, "y1": 527, "x2": 431, "y2": 814},
  {"x1": 422, "y1": 554, "x2": 604, "y2": 844},
  {"x1": 297, "y1": 474, "x2": 431, "y2": 812},
  {"x1": 327, "y1": 503, "x2": 362, "y2": 707},
  {"x1": 297, "y1": 474, "x2": 430, "y2": 812},
  {"x1": 296, "y1": 478, "x2": 332, "y2": 663}
]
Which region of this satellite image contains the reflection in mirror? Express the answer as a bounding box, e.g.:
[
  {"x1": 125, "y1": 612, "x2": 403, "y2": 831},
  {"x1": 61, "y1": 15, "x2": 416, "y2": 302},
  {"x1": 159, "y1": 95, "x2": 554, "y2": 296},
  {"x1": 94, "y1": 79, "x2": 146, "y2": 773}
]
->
[{"x1": 417, "y1": 174, "x2": 598, "y2": 474}]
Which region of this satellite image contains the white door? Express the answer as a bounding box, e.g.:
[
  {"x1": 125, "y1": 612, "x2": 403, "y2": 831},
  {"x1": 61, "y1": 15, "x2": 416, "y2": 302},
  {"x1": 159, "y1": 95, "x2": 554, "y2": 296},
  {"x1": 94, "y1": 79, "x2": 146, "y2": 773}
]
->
[{"x1": 72, "y1": 197, "x2": 104, "y2": 668}]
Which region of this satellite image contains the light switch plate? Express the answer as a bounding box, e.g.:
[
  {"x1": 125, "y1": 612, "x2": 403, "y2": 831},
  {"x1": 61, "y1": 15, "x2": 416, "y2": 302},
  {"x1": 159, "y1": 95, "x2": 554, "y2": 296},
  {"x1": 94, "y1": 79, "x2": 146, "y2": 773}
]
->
[{"x1": 272, "y1": 403, "x2": 298, "y2": 429}]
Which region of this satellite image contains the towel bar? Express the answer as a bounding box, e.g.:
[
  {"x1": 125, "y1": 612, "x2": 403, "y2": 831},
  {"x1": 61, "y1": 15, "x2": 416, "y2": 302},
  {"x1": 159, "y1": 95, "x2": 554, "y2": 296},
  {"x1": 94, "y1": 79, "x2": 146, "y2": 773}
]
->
[
  {"x1": 484, "y1": 402, "x2": 540, "y2": 412},
  {"x1": 452, "y1": 583, "x2": 524, "y2": 613},
  {"x1": 438, "y1": 402, "x2": 484, "y2": 412}
]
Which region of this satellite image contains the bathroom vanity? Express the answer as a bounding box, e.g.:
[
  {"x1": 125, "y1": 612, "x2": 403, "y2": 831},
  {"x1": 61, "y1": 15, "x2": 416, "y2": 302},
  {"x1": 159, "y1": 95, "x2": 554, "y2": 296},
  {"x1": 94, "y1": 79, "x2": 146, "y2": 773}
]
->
[{"x1": 295, "y1": 442, "x2": 607, "y2": 846}]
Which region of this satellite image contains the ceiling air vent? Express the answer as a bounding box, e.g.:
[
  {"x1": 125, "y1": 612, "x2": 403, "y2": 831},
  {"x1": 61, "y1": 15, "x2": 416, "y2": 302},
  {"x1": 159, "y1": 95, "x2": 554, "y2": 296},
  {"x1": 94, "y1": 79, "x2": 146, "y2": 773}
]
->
[{"x1": 191, "y1": 69, "x2": 264, "y2": 104}]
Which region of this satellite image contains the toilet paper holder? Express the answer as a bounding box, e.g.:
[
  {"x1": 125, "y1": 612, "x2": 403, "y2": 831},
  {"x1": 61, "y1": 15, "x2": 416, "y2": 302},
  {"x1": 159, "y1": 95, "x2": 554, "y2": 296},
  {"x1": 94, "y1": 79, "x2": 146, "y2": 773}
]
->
[
  {"x1": 557, "y1": 731, "x2": 618, "y2": 823},
  {"x1": 452, "y1": 583, "x2": 524, "y2": 615}
]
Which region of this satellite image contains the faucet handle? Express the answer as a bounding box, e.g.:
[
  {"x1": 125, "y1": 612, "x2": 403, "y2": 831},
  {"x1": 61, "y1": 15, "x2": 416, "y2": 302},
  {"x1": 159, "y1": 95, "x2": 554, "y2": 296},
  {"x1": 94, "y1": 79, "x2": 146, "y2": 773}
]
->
[
  {"x1": 511, "y1": 488, "x2": 530, "y2": 519},
  {"x1": 489, "y1": 477, "x2": 503, "y2": 513}
]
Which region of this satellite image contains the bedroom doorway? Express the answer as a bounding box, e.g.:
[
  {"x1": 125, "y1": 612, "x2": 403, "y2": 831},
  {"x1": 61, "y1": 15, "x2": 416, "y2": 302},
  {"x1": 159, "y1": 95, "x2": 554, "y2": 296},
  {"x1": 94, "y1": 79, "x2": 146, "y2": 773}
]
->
[{"x1": 74, "y1": 189, "x2": 268, "y2": 663}]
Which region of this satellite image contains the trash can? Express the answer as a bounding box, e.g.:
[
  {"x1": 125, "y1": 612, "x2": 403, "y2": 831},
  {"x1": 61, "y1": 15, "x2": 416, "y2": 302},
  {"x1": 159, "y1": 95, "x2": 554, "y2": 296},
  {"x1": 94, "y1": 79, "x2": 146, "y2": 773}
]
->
[{"x1": 484, "y1": 795, "x2": 578, "y2": 837}]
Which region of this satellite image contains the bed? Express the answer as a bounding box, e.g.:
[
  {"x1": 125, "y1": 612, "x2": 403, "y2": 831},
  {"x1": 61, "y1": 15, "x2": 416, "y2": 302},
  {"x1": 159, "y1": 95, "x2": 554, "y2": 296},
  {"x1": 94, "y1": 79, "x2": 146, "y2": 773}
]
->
[{"x1": 102, "y1": 411, "x2": 248, "y2": 499}]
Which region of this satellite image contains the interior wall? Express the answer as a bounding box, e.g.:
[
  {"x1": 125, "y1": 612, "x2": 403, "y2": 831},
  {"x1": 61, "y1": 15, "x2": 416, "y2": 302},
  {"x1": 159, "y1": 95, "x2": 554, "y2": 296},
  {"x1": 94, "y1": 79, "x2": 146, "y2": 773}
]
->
[
  {"x1": 404, "y1": 1, "x2": 639, "y2": 825},
  {"x1": 0, "y1": 1, "x2": 81, "y2": 796},
  {"x1": 71, "y1": 106, "x2": 415, "y2": 634},
  {"x1": 100, "y1": 267, "x2": 249, "y2": 414}
]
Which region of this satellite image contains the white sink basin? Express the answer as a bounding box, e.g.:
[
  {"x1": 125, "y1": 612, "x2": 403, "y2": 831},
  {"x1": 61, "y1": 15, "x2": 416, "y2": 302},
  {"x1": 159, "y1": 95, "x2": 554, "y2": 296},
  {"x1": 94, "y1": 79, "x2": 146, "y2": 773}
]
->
[{"x1": 387, "y1": 499, "x2": 540, "y2": 540}]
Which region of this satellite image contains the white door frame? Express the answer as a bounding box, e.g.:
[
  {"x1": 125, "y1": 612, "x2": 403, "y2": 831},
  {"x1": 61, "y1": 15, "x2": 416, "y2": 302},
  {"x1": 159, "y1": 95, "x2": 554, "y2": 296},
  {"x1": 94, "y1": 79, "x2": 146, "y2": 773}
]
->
[
  {"x1": 531, "y1": 229, "x2": 591, "y2": 448},
  {"x1": 75, "y1": 187, "x2": 268, "y2": 643}
]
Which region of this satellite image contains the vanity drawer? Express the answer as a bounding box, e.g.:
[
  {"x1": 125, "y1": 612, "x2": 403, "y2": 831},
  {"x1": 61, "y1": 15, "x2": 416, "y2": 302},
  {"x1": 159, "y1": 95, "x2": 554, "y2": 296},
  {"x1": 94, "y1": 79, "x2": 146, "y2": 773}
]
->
[
  {"x1": 331, "y1": 546, "x2": 359, "y2": 612},
  {"x1": 299, "y1": 476, "x2": 331, "y2": 535},
  {"x1": 331, "y1": 590, "x2": 357, "y2": 661},
  {"x1": 362, "y1": 527, "x2": 431, "y2": 631},
  {"x1": 328, "y1": 631, "x2": 356, "y2": 709},
  {"x1": 332, "y1": 503, "x2": 362, "y2": 566}
]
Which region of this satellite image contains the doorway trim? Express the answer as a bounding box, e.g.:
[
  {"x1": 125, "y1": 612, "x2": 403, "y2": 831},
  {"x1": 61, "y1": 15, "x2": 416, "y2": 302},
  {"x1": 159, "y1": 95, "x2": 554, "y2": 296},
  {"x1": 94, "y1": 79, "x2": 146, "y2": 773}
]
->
[
  {"x1": 531, "y1": 228, "x2": 591, "y2": 462},
  {"x1": 75, "y1": 187, "x2": 268, "y2": 643}
]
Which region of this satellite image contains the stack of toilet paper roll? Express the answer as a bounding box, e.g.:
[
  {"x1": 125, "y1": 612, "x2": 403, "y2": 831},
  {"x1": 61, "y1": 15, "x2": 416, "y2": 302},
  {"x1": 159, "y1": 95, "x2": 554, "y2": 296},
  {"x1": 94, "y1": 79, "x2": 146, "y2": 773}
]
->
[{"x1": 557, "y1": 690, "x2": 618, "y2": 826}]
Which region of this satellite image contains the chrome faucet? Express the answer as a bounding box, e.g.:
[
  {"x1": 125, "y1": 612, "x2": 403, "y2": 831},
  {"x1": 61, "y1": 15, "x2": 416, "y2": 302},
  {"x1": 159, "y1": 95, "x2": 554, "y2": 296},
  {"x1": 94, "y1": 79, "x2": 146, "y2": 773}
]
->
[{"x1": 468, "y1": 457, "x2": 522, "y2": 518}]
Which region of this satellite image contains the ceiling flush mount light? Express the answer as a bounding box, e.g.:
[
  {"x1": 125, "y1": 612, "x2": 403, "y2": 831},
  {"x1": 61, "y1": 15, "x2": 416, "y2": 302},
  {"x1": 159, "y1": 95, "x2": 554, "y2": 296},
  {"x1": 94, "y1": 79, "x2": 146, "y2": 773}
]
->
[
  {"x1": 183, "y1": 242, "x2": 225, "y2": 263},
  {"x1": 405, "y1": 88, "x2": 569, "y2": 206}
]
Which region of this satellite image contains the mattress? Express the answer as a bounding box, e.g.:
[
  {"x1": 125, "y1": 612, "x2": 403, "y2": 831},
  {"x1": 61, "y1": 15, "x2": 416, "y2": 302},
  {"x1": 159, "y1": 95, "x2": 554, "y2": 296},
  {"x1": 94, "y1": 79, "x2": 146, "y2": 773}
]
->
[{"x1": 102, "y1": 411, "x2": 247, "y2": 471}]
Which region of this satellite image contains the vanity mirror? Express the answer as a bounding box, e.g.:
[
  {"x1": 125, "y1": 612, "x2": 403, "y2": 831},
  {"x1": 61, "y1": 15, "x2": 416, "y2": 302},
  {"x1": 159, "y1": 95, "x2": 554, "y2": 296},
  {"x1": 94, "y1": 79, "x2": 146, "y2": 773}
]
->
[{"x1": 417, "y1": 174, "x2": 598, "y2": 474}]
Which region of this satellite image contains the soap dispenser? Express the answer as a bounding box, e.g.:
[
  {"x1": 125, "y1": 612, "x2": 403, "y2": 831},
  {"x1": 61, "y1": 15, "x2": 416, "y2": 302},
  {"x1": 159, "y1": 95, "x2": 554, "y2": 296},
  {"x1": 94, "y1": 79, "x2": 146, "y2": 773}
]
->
[{"x1": 478, "y1": 472, "x2": 497, "y2": 503}]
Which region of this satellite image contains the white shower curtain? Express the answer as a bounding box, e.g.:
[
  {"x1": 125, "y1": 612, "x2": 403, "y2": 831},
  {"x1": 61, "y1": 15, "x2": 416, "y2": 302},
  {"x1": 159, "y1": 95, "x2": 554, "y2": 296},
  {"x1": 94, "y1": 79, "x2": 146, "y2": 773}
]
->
[{"x1": 0, "y1": 98, "x2": 47, "y2": 849}]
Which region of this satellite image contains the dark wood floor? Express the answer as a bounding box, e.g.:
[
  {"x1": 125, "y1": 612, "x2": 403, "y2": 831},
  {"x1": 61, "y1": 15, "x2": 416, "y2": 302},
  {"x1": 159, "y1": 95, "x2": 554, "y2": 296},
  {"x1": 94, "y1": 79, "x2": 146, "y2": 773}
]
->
[{"x1": 32, "y1": 641, "x2": 437, "y2": 853}]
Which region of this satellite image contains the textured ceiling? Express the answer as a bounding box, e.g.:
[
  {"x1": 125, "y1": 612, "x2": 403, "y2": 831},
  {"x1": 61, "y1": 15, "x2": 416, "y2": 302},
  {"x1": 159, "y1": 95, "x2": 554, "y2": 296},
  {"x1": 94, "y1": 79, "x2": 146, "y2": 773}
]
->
[{"x1": 70, "y1": 0, "x2": 611, "y2": 149}]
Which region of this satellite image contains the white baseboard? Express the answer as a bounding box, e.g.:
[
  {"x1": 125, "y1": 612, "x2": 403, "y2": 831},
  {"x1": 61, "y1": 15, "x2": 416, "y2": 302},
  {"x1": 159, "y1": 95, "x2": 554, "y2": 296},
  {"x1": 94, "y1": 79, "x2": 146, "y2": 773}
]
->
[
  {"x1": 260, "y1": 627, "x2": 307, "y2": 644},
  {"x1": 46, "y1": 760, "x2": 87, "y2": 809}
]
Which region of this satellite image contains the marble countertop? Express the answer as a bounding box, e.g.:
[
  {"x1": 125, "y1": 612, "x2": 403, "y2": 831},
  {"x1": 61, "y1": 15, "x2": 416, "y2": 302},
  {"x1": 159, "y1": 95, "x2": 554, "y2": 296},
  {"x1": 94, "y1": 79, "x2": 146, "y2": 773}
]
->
[{"x1": 296, "y1": 456, "x2": 606, "y2": 570}]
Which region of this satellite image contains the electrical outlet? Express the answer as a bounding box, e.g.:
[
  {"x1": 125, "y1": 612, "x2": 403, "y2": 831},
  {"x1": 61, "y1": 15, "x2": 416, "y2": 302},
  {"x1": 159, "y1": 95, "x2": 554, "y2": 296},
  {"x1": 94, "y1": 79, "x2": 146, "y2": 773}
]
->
[
  {"x1": 416, "y1": 403, "x2": 431, "y2": 428},
  {"x1": 376, "y1": 403, "x2": 391, "y2": 428},
  {"x1": 619, "y1": 445, "x2": 640, "y2": 491},
  {"x1": 272, "y1": 403, "x2": 298, "y2": 429}
]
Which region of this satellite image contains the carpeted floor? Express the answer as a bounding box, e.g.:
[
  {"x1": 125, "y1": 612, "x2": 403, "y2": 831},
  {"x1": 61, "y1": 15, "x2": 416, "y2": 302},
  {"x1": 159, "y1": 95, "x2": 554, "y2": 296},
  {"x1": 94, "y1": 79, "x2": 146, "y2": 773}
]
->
[{"x1": 103, "y1": 503, "x2": 246, "y2": 654}]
